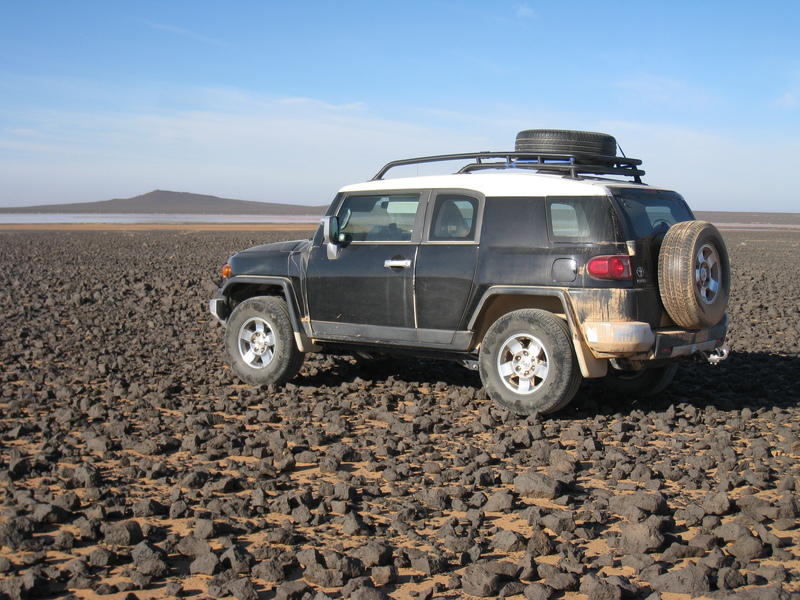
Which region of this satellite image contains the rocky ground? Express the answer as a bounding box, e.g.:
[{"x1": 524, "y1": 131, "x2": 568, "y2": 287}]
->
[{"x1": 1, "y1": 228, "x2": 799, "y2": 600}]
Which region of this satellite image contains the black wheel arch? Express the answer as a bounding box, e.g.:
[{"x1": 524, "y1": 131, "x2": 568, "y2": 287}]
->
[
  {"x1": 468, "y1": 286, "x2": 579, "y2": 346},
  {"x1": 221, "y1": 276, "x2": 306, "y2": 334},
  {"x1": 467, "y1": 287, "x2": 607, "y2": 379}
]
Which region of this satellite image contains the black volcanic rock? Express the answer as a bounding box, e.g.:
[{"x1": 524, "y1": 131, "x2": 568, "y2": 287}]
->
[{"x1": 1, "y1": 229, "x2": 800, "y2": 600}]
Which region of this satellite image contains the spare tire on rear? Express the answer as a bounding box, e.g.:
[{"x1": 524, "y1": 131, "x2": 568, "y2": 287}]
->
[
  {"x1": 658, "y1": 220, "x2": 730, "y2": 329},
  {"x1": 515, "y1": 129, "x2": 617, "y2": 156}
]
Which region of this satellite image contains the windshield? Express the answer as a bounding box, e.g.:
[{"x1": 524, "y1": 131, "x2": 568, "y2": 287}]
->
[{"x1": 611, "y1": 190, "x2": 694, "y2": 238}]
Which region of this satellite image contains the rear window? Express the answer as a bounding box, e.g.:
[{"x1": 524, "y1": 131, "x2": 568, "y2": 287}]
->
[
  {"x1": 546, "y1": 196, "x2": 615, "y2": 243},
  {"x1": 612, "y1": 191, "x2": 694, "y2": 238}
]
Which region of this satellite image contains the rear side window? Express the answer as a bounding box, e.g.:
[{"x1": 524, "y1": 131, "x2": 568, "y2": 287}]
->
[
  {"x1": 429, "y1": 194, "x2": 478, "y2": 241},
  {"x1": 546, "y1": 196, "x2": 615, "y2": 243},
  {"x1": 612, "y1": 192, "x2": 694, "y2": 238}
]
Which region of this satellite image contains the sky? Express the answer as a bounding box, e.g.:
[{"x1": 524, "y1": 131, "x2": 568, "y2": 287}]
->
[{"x1": 1, "y1": 1, "x2": 799, "y2": 212}]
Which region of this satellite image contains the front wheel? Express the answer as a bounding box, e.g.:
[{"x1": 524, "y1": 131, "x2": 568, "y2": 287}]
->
[
  {"x1": 478, "y1": 310, "x2": 582, "y2": 415},
  {"x1": 598, "y1": 362, "x2": 678, "y2": 398},
  {"x1": 225, "y1": 296, "x2": 304, "y2": 386}
]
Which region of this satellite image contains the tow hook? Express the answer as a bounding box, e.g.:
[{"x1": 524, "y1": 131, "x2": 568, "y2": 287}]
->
[{"x1": 705, "y1": 347, "x2": 730, "y2": 365}]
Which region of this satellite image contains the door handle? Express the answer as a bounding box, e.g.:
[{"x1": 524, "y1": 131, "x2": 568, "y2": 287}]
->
[{"x1": 384, "y1": 259, "x2": 412, "y2": 269}]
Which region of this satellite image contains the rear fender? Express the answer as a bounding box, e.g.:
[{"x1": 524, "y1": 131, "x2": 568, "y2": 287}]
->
[{"x1": 468, "y1": 286, "x2": 607, "y2": 378}]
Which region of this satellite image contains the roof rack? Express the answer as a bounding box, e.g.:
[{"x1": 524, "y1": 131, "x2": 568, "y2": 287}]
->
[{"x1": 372, "y1": 151, "x2": 645, "y2": 183}]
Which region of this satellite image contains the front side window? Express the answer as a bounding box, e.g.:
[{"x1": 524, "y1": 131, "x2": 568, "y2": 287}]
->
[
  {"x1": 337, "y1": 193, "x2": 420, "y2": 242},
  {"x1": 429, "y1": 194, "x2": 478, "y2": 241}
]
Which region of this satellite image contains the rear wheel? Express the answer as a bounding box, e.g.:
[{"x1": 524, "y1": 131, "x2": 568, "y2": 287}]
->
[
  {"x1": 659, "y1": 221, "x2": 730, "y2": 329},
  {"x1": 225, "y1": 296, "x2": 304, "y2": 386},
  {"x1": 479, "y1": 310, "x2": 582, "y2": 415},
  {"x1": 598, "y1": 362, "x2": 678, "y2": 398}
]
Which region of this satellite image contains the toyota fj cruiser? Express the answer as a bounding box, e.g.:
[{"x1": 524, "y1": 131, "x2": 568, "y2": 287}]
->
[{"x1": 210, "y1": 129, "x2": 730, "y2": 414}]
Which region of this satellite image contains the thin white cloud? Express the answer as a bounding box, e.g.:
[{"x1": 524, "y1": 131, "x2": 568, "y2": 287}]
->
[
  {"x1": 2, "y1": 85, "x2": 799, "y2": 212},
  {"x1": 140, "y1": 19, "x2": 231, "y2": 48},
  {"x1": 278, "y1": 97, "x2": 367, "y2": 111},
  {"x1": 516, "y1": 3, "x2": 537, "y2": 19},
  {"x1": 773, "y1": 92, "x2": 798, "y2": 108},
  {"x1": 615, "y1": 75, "x2": 715, "y2": 109}
]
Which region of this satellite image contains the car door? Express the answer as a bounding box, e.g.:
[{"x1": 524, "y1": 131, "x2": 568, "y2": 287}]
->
[
  {"x1": 414, "y1": 192, "x2": 483, "y2": 347},
  {"x1": 305, "y1": 191, "x2": 427, "y2": 343}
]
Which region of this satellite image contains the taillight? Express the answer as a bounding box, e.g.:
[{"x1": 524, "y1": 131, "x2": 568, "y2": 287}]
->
[{"x1": 587, "y1": 255, "x2": 632, "y2": 280}]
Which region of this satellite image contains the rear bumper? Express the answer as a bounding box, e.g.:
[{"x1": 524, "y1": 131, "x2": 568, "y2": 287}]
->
[{"x1": 582, "y1": 314, "x2": 729, "y2": 359}]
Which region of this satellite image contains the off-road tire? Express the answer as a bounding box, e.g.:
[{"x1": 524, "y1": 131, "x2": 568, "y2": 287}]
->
[
  {"x1": 225, "y1": 296, "x2": 304, "y2": 386},
  {"x1": 515, "y1": 129, "x2": 617, "y2": 156},
  {"x1": 659, "y1": 221, "x2": 730, "y2": 329},
  {"x1": 479, "y1": 309, "x2": 582, "y2": 415},
  {"x1": 598, "y1": 362, "x2": 678, "y2": 398}
]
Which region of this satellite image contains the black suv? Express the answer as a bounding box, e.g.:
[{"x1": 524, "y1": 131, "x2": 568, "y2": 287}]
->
[{"x1": 210, "y1": 130, "x2": 730, "y2": 414}]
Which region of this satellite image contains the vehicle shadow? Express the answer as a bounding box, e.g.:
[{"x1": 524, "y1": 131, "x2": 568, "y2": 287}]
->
[
  {"x1": 299, "y1": 350, "x2": 800, "y2": 419},
  {"x1": 567, "y1": 349, "x2": 800, "y2": 418}
]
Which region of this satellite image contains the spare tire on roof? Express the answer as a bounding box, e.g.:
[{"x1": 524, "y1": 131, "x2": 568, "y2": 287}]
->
[
  {"x1": 515, "y1": 129, "x2": 617, "y2": 156},
  {"x1": 658, "y1": 220, "x2": 730, "y2": 329}
]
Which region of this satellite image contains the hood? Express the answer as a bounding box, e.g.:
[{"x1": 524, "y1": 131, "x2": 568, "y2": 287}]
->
[{"x1": 228, "y1": 238, "x2": 311, "y2": 277}]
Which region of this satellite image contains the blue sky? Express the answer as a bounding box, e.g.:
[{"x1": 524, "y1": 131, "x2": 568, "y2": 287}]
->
[{"x1": 1, "y1": 1, "x2": 798, "y2": 211}]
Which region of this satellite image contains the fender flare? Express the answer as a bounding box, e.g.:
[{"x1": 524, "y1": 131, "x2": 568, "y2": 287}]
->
[
  {"x1": 468, "y1": 286, "x2": 606, "y2": 378},
  {"x1": 220, "y1": 276, "x2": 320, "y2": 352}
]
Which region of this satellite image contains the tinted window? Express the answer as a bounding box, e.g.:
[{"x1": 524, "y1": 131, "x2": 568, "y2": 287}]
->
[
  {"x1": 613, "y1": 192, "x2": 693, "y2": 238},
  {"x1": 546, "y1": 196, "x2": 614, "y2": 243},
  {"x1": 338, "y1": 194, "x2": 420, "y2": 242},
  {"x1": 429, "y1": 194, "x2": 478, "y2": 241}
]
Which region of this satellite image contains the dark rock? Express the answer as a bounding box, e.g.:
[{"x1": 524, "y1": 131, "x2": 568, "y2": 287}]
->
[
  {"x1": 726, "y1": 534, "x2": 766, "y2": 561},
  {"x1": 523, "y1": 582, "x2": 554, "y2": 600},
  {"x1": 538, "y1": 564, "x2": 579, "y2": 591},
  {"x1": 717, "y1": 567, "x2": 747, "y2": 590},
  {"x1": 579, "y1": 573, "x2": 622, "y2": 600},
  {"x1": 370, "y1": 564, "x2": 398, "y2": 586},
  {"x1": 461, "y1": 564, "x2": 501, "y2": 597},
  {"x1": 492, "y1": 529, "x2": 527, "y2": 552},
  {"x1": 350, "y1": 541, "x2": 393, "y2": 568},
  {"x1": 275, "y1": 580, "x2": 313, "y2": 600},
  {"x1": 648, "y1": 564, "x2": 712, "y2": 596},
  {"x1": 225, "y1": 577, "x2": 259, "y2": 600},
  {"x1": 617, "y1": 521, "x2": 665, "y2": 555},
  {"x1": 409, "y1": 553, "x2": 448, "y2": 576},
  {"x1": 514, "y1": 470, "x2": 562, "y2": 500},
  {"x1": 304, "y1": 563, "x2": 346, "y2": 587},
  {"x1": 103, "y1": 520, "x2": 144, "y2": 546},
  {"x1": 176, "y1": 535, "x2": 212, "y2": 558},
  {"x1": 190, "y1": 552, "x2": 221, "y2": 575},
  {"x1": 252, "y1": 558, "x2": 287, "y2": 582}
]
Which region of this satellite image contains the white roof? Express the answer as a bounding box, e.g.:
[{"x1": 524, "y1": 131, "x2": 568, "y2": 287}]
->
[{"x1": 339, "y1": 170, "x2": 654, "y2": 197}]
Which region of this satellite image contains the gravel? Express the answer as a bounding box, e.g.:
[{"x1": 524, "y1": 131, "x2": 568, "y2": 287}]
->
[{"x1": 1, "y1": 228, "x2": 799, "y2": 600}]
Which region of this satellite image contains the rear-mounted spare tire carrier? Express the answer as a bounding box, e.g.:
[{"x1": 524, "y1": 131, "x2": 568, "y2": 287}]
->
[{"x1": 658, "y1": 221, "x2": 730, "y2": 329}]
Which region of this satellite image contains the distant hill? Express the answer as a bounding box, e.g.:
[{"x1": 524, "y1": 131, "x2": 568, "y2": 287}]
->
[{"x1": 0, "y1": 190, "x2": 328, "y2": 215}]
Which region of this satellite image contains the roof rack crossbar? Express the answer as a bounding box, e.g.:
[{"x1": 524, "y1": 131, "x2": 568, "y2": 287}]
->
[{"x1": 372, "y1": 151, "x2": 644, "y2": 183}]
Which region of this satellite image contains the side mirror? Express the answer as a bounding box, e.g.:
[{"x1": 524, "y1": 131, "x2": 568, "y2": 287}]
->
[
  {"x1": 322, "y1": 215, "x2": 340, "y2": 245},
  {"x1": 321, "y1": 216, "x2": 342, "y2": 259}
]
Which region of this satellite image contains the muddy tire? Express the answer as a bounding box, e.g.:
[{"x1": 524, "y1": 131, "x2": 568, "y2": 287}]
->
[
  {"x1": 479, "y1": 310, "x2": 582, "y2": 415},
  {"x1": 598, "y1": 362, "x2": 678, "y2": 398},
  {"x1": 225, "y1": 296, "x2": 304, "y2": 386},
  {"x1": 659, "y1": 220, "x2": 730, "y2": 329},
  {"x1": 515, "y1": 129, "x2": 617, "y2": 155}
]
